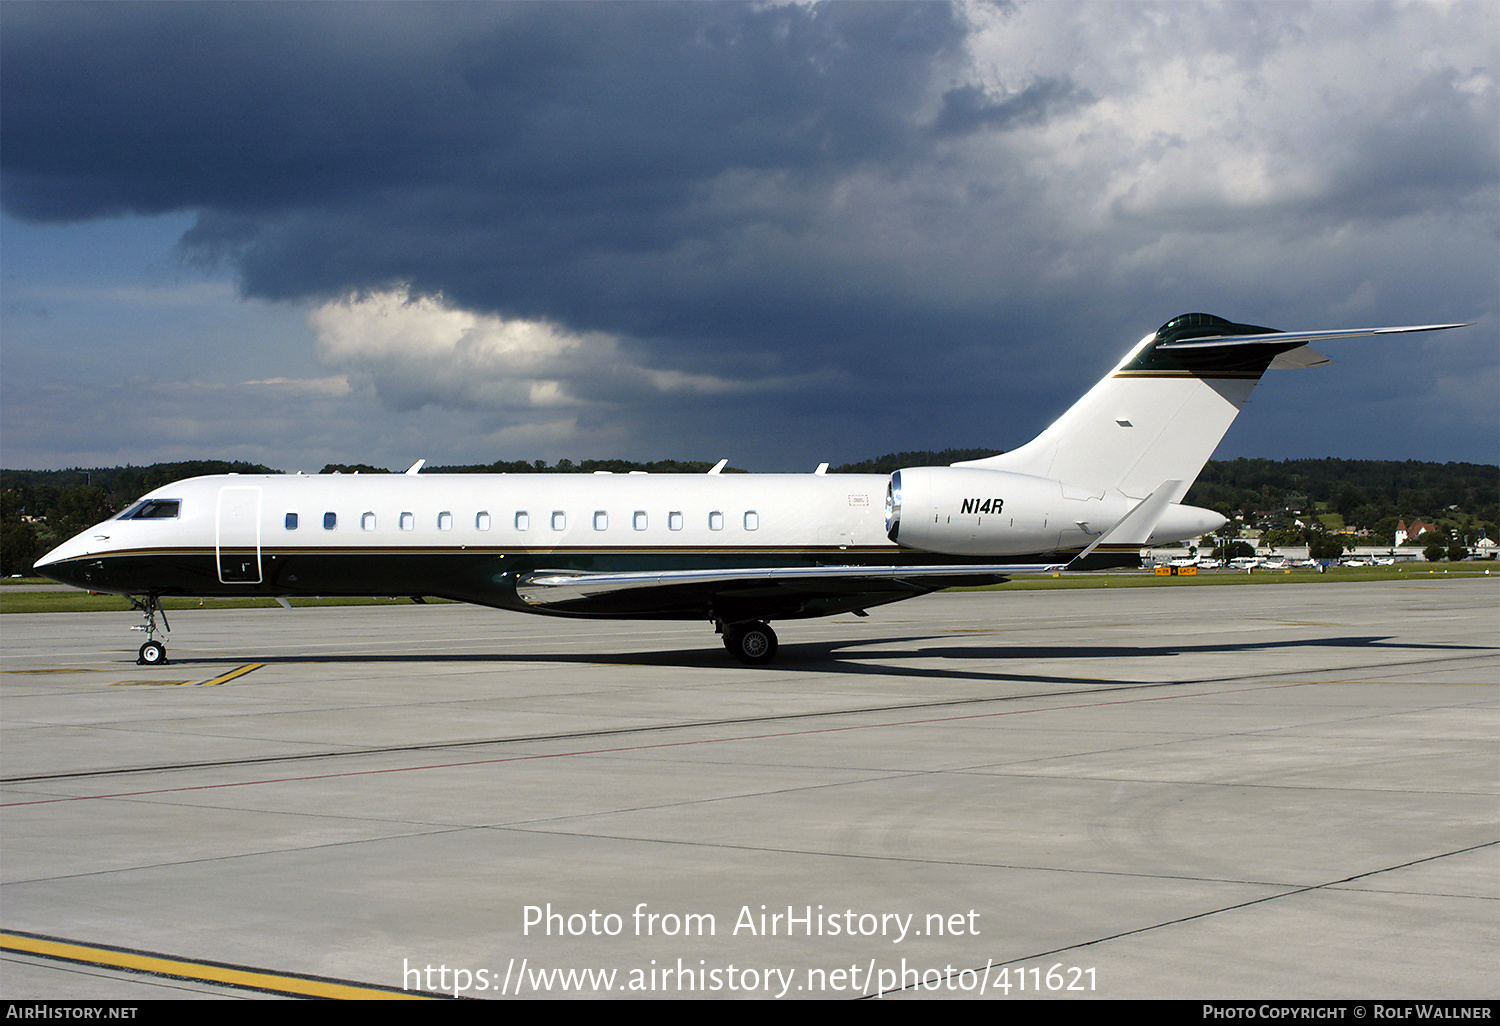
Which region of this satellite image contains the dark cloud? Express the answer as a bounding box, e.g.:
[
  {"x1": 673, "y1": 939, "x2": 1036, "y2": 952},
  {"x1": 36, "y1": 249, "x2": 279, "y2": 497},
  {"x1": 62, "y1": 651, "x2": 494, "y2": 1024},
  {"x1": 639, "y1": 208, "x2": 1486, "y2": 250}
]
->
[
  {"x1": 933, "y1": 78, "x2": 1095, "y2": 137},
  {"x1": 1333, "y1": 68, "x2": 1500, "y2": 221},
  {"x1": 3, "y1": 2, "x2": 1008, "y2": 354},
  {"x1": 1, "y1": 1, "x2": 1494, "y2": 470},
  {"x1": 2, "y1": 3, "x2": 963, "y2": 217}
]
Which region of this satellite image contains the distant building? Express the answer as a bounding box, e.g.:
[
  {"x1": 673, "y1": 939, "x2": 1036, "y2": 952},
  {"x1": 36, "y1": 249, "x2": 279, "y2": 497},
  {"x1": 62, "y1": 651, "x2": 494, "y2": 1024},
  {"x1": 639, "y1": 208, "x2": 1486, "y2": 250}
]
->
[{"x1": 1395, "y1": 519, "x2": 1437, "y2": 546}]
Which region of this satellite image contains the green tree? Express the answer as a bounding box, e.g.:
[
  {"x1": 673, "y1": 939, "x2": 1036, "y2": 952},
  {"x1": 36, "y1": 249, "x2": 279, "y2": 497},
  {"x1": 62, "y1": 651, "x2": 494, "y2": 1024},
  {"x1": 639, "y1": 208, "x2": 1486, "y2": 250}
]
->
[
  {"x1": 1308, "y1": 533, "x2": 1344, "y2": 560},
  {"x1": 1262, "y1": 526, "x2": 1306, "y2": 548},
  {"x1": 49, "y1": 485, "x2": 114, "y2": 540},
  {"x1": 0, "y1": 516, "x2": 40, "y2": 575},
  {"x1": 319, "y1": 464, "x2": 390, "y2": 474},
  {"x1": 1213, "y1": 540, "x2": 1255, "y2": 560}
]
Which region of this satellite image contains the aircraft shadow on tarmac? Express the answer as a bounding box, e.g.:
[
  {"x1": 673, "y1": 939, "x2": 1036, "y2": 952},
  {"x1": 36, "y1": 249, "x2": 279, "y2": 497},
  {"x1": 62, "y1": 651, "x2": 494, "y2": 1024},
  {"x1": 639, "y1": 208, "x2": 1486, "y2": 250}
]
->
[{"x1": 161, "y1": 633, "x2": 1490, "y2": 688}]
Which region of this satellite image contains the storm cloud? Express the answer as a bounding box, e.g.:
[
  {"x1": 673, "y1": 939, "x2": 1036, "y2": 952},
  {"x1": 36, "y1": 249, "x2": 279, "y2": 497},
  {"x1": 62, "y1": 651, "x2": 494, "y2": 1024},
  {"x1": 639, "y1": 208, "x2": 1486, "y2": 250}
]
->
[{"x1": 1, "y1": 1, "x2": 1495, "y2": 471}]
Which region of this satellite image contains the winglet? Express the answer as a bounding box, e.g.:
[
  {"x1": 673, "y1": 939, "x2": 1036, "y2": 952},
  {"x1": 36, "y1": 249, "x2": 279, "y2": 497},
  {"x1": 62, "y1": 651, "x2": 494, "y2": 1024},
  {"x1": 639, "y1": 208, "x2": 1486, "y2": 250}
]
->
[{"x1": 405, "y1": 459, "x2": 426, "y2": 475}]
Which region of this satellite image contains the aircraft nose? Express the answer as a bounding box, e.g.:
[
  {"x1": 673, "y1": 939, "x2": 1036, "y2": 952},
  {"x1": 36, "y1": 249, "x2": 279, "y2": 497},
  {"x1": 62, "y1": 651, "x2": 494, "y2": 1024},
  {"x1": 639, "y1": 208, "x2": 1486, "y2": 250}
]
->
[{"x1": 32, "y1": 532, "x2": 100, "y2": 587}]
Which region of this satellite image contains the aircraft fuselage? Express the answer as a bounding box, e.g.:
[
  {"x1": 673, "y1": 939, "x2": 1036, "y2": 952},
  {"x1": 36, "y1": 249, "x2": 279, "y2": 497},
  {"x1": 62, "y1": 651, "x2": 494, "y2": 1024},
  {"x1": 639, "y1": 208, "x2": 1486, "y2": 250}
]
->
[{"x1": 39, "y1": 469, "x2": 1209, "y2": 621}]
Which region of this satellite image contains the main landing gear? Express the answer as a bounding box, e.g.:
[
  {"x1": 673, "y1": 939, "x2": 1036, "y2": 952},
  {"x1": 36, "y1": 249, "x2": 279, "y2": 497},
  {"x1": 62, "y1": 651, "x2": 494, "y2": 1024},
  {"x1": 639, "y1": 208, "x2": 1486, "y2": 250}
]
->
[
  {"x1": 719, "y1": 620, "x2": 778, "y2": 665},
  {"x1": 129, "y1": 594, "x2": 170, "y2": 665}
]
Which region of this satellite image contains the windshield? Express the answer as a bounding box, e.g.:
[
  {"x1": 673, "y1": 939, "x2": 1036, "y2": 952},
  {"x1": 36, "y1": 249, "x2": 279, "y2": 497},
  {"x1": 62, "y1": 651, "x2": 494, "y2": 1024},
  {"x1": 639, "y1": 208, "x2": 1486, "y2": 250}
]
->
[{"x1": 116, "y1": 499, "x2": 181, "y2": 520}]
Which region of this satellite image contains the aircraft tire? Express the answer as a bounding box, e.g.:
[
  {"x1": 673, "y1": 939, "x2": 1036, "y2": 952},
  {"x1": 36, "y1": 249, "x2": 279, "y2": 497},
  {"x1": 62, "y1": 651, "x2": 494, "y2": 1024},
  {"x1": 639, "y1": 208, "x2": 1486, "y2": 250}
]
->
[
  {"x1": 138, "y1": 641, "x2": 168, "y2": 666},
  {"x1": 725, "y1": 621, "x2": 777, "y2": 665}
]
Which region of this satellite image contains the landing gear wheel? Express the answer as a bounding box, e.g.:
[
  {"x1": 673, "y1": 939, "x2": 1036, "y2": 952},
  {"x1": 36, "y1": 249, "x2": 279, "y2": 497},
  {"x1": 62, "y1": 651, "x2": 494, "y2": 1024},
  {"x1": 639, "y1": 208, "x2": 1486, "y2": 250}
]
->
[
  {"x1": 724, "y1": 621, "x2": 778, "y2": 665},
  {"x1": 129, "y1": 595, "x2": 170, "y2": 667}
]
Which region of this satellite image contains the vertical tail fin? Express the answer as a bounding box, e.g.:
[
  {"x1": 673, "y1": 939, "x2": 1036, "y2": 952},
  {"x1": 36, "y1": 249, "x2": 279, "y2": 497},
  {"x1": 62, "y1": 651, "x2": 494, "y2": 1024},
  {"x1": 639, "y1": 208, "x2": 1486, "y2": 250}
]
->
[{"x1": 954, "y1": 313, "x2": 1466, "y2": 503}]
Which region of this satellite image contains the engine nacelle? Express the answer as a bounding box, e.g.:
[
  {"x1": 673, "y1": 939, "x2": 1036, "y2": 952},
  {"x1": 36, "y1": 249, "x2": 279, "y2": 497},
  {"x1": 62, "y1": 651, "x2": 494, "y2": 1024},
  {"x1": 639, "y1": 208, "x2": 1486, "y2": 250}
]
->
[
  {"x1": 885, "y1": 467, "x2": 1105, "y2": 556},
  {"x1": 885, "y1": 466, "x2": 1224, "y2": 557}
]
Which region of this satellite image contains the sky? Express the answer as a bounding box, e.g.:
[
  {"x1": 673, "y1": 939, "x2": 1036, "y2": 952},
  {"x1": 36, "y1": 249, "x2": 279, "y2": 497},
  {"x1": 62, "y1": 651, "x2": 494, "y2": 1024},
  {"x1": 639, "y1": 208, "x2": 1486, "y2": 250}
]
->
[{"x1": 2, "y1": 1, "x2": 1496, "y2": 474}]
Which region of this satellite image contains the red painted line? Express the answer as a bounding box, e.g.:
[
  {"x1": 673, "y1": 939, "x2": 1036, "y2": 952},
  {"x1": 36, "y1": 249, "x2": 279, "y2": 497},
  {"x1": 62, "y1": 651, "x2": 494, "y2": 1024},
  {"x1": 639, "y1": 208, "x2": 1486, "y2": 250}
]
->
[{"x1": 2, "y1": 681, "x2": 1309, "y2": 808}]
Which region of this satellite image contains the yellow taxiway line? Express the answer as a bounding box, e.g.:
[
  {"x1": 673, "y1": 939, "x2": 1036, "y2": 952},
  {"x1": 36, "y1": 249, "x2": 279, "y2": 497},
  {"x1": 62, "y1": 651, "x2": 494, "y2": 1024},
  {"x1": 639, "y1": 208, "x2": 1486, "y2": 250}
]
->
[{"x1": 1, "y1": 930, "x2": 439, "y2": 999}]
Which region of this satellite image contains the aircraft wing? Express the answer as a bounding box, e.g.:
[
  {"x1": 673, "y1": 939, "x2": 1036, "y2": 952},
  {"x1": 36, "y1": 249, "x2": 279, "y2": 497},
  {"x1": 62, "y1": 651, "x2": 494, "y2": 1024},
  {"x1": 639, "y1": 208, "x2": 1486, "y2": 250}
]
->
[
  {"x1": 517, "y1": 481, "x2": 1185, "y2": 615},
  {"x1": 516, "y1": 561, "x2": 1062, "y2": 611}
]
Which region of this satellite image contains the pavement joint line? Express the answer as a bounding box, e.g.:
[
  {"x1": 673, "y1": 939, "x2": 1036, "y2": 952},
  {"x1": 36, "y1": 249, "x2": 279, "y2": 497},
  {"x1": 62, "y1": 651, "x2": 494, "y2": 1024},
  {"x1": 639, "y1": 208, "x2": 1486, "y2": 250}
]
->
[
  {"x1": 0, "y1": 678, "x2": 1179, "y2": 785},
  {"x1": 1, "y1": 679, "x2": 1319, "y2": 807},
  {"x1": 864, "y1": 838, "x2": 1500, "y2": 999},
  {"x1": 11, "y1": 660, "x2": 1415, "y2": 787}
]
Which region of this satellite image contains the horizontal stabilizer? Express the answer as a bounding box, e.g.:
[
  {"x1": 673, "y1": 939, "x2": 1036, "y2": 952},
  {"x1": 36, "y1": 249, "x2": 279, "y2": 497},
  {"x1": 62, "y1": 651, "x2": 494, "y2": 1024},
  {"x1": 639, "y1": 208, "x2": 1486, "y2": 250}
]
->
[{"x1": 1158, "y1": 323, "x2": 1468, "y2": 350}]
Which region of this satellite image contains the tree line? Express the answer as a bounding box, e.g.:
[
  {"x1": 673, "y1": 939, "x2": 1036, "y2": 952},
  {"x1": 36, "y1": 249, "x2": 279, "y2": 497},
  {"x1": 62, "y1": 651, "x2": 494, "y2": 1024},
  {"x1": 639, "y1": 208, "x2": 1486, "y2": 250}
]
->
[{"x1": 1187, "y1": 457, "x2": 1497, "y2": 553}]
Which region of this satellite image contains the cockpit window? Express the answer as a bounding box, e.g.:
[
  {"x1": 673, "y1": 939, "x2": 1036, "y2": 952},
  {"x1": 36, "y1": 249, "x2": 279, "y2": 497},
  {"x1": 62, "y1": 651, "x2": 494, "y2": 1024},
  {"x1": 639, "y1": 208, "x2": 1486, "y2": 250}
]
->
[{"x1": 117, "y1": 499, "x2": 181, "y2": 520}]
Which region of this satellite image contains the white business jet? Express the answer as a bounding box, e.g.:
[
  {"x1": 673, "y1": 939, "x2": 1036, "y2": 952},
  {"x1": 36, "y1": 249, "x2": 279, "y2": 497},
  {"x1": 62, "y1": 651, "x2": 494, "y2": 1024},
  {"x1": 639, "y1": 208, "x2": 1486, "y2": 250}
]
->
[{"x1": 34, "y1": 313, "x2": 1466, "y2": 666}]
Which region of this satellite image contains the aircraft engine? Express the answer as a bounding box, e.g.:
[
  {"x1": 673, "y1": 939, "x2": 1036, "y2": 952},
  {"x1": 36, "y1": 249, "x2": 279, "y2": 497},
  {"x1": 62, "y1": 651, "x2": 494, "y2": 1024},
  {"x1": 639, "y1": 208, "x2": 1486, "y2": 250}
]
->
[
  {"x1": 885, "y1": 467, "x2": 1106, "y2": 556},
  {"x1": 884, "y1": 466, "x2": 1222, "y2": 557}
]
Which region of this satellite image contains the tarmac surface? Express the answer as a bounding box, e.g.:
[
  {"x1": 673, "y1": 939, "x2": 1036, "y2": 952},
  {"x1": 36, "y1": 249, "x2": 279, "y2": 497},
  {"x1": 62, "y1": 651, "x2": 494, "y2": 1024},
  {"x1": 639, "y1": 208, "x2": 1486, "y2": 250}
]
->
[{"x1": 2, "y1": 578, "x2": 1496, "y2": 1000}]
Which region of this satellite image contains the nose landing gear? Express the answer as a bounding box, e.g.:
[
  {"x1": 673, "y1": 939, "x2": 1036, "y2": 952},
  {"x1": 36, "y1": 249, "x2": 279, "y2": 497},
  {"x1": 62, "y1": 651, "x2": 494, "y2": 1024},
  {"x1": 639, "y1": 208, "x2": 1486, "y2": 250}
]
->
[{"x1": 129, "y1": 595, "x2": 170, "y2": 665}]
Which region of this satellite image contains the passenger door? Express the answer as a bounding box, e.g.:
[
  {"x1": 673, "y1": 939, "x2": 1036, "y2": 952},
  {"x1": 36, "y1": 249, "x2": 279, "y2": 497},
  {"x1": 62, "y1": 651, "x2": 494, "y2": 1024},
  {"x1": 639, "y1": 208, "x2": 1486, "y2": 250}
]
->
[{"x1": 216, "y1": 486, "x2": 263, "y2": 584}]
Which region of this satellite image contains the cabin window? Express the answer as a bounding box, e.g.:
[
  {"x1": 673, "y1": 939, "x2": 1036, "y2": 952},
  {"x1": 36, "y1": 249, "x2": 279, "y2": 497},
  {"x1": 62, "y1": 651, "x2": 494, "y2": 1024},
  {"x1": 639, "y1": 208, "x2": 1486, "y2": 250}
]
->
[
  {"x1": 438, "y1": 512, "x2": 453, "y2": 531},
  {"x1": 743, "y1": 511, "x2": 759, "y2": 531},
  {"x1": 323, "y1": 512, "x2": 337, "y2": 530},
  {"x1": 668, "y1": 511, "x2": 683, "y2": 531},
  {"x1": 593, "y1": 511, "x2": 608, "y2": 531},
  {"x1": 118, "y1": 499, "x2": 181, "y2": 520},
  {"x1": 361, "y1": 512, "x2": 376, "y2": 531},
  {"x1": 285, "y1": 512, "x2": 299, "y2": 531},
  {"x1": 551, "y1": 511, "x2": 566, "y2": 532},
  {"x1": 400, "y1": 512, "x2": 415, "y2": 531},
  {"x1": 633, "y1": 511, "x2": 648, "y2": 531},
  {"x1": 515, "y1": 512, "x2": 529, "y2": 531},
  {"x1": 476, "y1": 512, "x2": 492, "y2": 531},
  {"x1": 709, "y1": 511, "x2": 724, "y2": 531}
]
